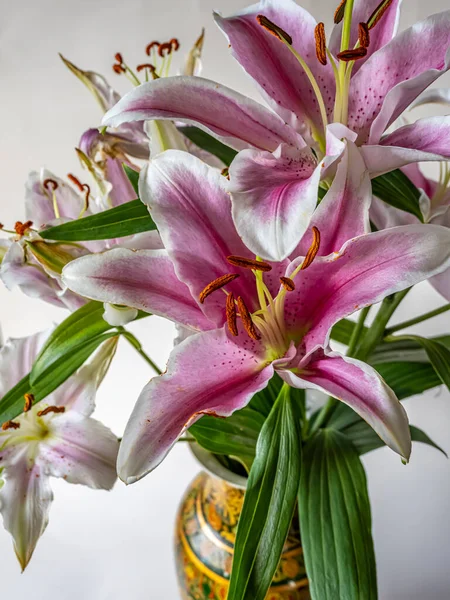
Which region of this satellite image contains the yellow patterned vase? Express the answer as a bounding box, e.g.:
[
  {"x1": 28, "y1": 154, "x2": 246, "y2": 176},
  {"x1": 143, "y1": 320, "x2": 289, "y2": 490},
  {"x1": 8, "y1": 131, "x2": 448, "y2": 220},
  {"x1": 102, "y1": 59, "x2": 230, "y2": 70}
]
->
[{"x1": 175, "y1": 445, "x2": 310, "y2": 600}]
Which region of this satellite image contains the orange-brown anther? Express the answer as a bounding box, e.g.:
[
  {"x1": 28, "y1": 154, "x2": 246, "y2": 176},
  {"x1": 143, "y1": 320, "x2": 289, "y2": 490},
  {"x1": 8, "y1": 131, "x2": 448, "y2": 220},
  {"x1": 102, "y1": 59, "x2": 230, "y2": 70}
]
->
[
  {"x1": 2, "y1": 420, "x2": 20, "y2": 431},
  {"x1": 23, "y1": 393, "x2": 34, "y2": 413},
  {"x1": 114, "y1": 52, "x2": 123, "y2": 64},
  {"x1": 170, "y1": 38, "x2": 180, "y2": 51},
  {"x1": 136, "y1": 63, "x2": 156, "y2": 73},
  {"x1": 226, "y1": 293, "x2": 239, "y2": 336},
  {"x1": 337, "y1": 47, "x2": 368, "y2": 61},
  {"x1": 314, "y1": 22, "x2": 327, "y2": 66},
  {"x1": 43, "y1": 178, "x2": 58, "y2": 192},
  {"x1": 280, "y1": 276, "x2": 296, "y2": 292},
  {"x1": 256, "y1": 15, "x2": 293, "y2": 45},
  {"x1": 236, "y1": 296, "x2": 261, "y2": 341},
  {"x1": 301, "y1": 226, "x2": 321, "y2": 270},
  {"x1": 113, "y1": 64, "x2": 126, "y2": 74},
  {"x1": 227, "y1": 256, "x2": 272, "y2": 272},
  {"x1": 37, "y1": 406, "x2": 66, "y2": 417},
  {"x1": 221, "y1": 167, "x2": 230, "y2": 179},
  {"x1": 334, "y1": 0, "x2": 347, "y2": 23},
  {"x1": 67, "y1": 173, "x2": 85, "y2": 192},
  {"x1": 158, "y1": 42, "x2": 173, "y2": 57},
  {"x1": 146, "y1": 41, "x2": 160, "y2": 55},
  {"x1": 199, "y1": 273, "x2": 239, "y2": 304},
  {"x1": 14, "y1": 221, "x2": 33, "y2": 236},
  {"x1": 358, "y1": 22, "x2": 370, "y2": 48},
  {"x1": 368, "y1": 0, "x2": 394, "y2": 30}
]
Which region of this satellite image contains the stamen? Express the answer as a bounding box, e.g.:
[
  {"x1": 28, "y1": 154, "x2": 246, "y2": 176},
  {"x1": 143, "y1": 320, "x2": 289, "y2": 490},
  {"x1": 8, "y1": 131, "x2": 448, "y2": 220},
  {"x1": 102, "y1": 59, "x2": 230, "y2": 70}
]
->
[
  {"x1": 146, "y1": 41, "x2": 160, "y2": 55},
  {"x1": 358, "y1": 22, "x2": 370, "y2": 48},
  {"x1": 367, "y1": 0, "x2": 393, "y2": 30},
  {"x1": 227, "y1": 256, "x2": 272, "y2": 272},
  {"x1": 221, "y1": 167, "x2": 230, "y2": 179},
  {"x1": 113, "y1": 64, "x2": 126, "y2": 74},
  {"x1": 1, "y1": 420, "x2": 20, "y2": 431},
  {"x1": 43, "y1": 178, "x2": 58, "y2": 192},
  {"x1": 314, "y1": 22, "x2": 327, "y2": 66},
  {"x1": 226, "y1": 293, "x2": 238, "y2": 336},
  {"x1": 170, "y1": 38, "x2": 180, "y2": 51},
  {"x1": 280, "y1": 277, "x2": 295, "y2": 292},
  {"x1": 37, "y1": 406, "x2": 66, "y2": 417},
  {"x1": 334, "y1": 0, "x2": 347, "y2": 23},
  {"x1": 199, "y1": 273, "x2": 239, "y2": 304},
  {"x1": 67, "y1": 173, "x2": 85, "y2": 192},
  {"x1": 136, "y1": 63, "x2": 156, "y2": 73},
  {"x1": 114, "y1": 53, "x2": 123, "y2": 64},
  {"x1": 256, "y1": 15, "x2": 293, "y2": 45},
  {"x1": 337, "y1": 47, "x2": 367, "y2": 61},
  {"x1": 301, "y1": 226, "x2": 321, "y2": 270},
  {"x1": 236, "y1": 296, "x2": 261, "y2": 341},
  {"x1": 14, "y1": 221, "x2": 33, "y2": 236},
  {"x1": 23, "y1": 393, "x2": 34, "y2": 412},
  {"x1": 158, "y1": 42, "x2": 173, "y2": 57}
]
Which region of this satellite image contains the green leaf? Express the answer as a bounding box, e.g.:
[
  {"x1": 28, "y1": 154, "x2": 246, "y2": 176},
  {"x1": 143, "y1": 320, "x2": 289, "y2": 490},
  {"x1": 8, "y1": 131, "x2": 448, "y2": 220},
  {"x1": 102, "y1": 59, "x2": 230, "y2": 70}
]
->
[
  {"x1": 299, "y1": 429, "x2": 377, "y2": 600},
  {"x1": 249, "y1": 373, "x2": 284, "y2": 417},
  {"x1": 330, "y1": 318, "x2": 367, "y2": 346},
  {"x1": 179, "y1": 126, "x2": 238, "y2": 166},
  {"x1": 189, "y1": 407, "x2": 265, "y2": 467},
  {"x1": 123, "y1": 164, "x2": 139, "y2": 195},
  {"x1": 372, "y1": 169, "x2": 424, "y2": 222},
  {"x1": 40, "y1": 199, "x2": 156, "y2": 242},
  {"x1": 371, "y1": 335, "x2": 450, "y2": 364},
  {"x1": 0, "y1": 374, "x2": 32, "y2": 425},
  {"x1": 407, "y1": 336, "x2": 450, "y2": 391},
  {"x1": 227, "y1": 387, "x2": 302, "y2": 600}
]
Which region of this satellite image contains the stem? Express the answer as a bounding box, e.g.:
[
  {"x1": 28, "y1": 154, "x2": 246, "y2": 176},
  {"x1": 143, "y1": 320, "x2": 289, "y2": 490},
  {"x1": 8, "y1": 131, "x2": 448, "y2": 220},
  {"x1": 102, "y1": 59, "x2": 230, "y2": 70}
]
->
[
  {"x1": 309, "y1": 397, "x2": 338, "y2": 435},
  {"x1": 385, "y1": 303, "x2": 450, "y2": 336},
  {"x1": 118, "y1": 328, "x2": 162, "y2": 374},
  {"x1": 347, "y1": 306, "x2": 371, "y2": 357},
  {"x1": 340, "y1": 0, "x2": 355, "y2": 55}
]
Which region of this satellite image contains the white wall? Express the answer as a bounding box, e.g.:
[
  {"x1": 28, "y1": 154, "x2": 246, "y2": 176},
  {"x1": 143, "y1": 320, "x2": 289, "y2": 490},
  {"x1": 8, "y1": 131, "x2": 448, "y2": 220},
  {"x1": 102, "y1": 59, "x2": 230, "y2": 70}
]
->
[{"x1": 0, "y1": 1, "x2": 449, "y2": 598}]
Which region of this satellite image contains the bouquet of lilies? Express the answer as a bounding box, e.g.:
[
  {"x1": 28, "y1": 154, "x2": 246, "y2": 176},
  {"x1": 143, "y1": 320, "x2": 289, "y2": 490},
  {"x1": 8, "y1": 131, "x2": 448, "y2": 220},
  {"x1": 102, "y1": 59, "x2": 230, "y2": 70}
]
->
[{"x1": 1, "y1": 0, "x2": 450, "y2": 597}]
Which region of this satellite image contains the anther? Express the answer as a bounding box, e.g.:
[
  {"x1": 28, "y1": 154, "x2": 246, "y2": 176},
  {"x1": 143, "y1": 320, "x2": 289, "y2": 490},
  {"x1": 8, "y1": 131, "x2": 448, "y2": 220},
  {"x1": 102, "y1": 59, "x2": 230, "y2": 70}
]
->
[
  {"x1": 114, "y1": 53, "x2": 123, "y2": 64},
  {"x1": 23, "y1": 393, "x2": 34, "y2": 413},
  {"x1": 14, "y1": 221, "x2": 33, "y2": 236},
  {"x1": 226, "y1": 293, "x2": 238, "y2": 337},
  {"x1": 67, "y1": 173, "x2": 85, "y2": 192},
  {"x1": 237, "y1": 296, "x2": 261, "y2": 341},
  {"x1": 170, "y1": 38, "x2": 180, "y2": 51},
  {"x1": 334, "y1": 0, "x2": 347, "y2": 24},
  {"x1": 37, "y1": 406, "x2": 66, "y2": 417},
  {"x1": 113, "y1": 64, "x2": 126, "y2": 74},
  {"x1": 136, "y1": 63, "x2": 156, "y2": 73},
  {"x1": 221, "y1": 167, "x2": 230, "y2": 179},
  {"x1": 227, "y1": 256, "x2": 272, "y2": 272},
  {"x1": 337, "y1": 47, "x2": 368, "y2": 62},
  {"x1": 199, "y1": 273, "x2": 239, "y2": 304},
  {"x1": 158, "y1": 42, "x2": 173, "y2": 57},
  {"x1": 256, "y1": 15, "x2": 293, "y2": 45},
  {"x1": 358, "y1": 22, "x2": 370, "y2": 49},
  {"x1": 146, "y1": 41, "x2": 160, "y2": 55},
  {"x1": 1, "y1": 420, "x2": 20, "y2": 431},
  {"x1": 368, "y1": 0, "x2": 393, "y2": 30},
  {"x1": 314, "y1": 22, "x2": 327, "y2": 66},
  {"x1": 43, "y1": 178, "x2": 58, "y2": 192},
  {"x1": 301, "y1": 226, "x2": 321, "y2": 270},
  {"x1": 82, "y1": 184, "x2": 90, "y2": 212},
  {"x1": 280, "y1": 277, "x2": 295, "y2": 292}
]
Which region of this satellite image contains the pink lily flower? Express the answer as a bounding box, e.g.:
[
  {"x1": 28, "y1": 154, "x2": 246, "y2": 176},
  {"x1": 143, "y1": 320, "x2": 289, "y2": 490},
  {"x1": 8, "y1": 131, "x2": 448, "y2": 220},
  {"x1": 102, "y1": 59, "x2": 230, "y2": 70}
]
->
[
  {"x1": 0, "y1": 330, "x2": 119, "y2": 570},
  {"x1": 62, "y1": 151, "x2": 450, "y2": 483},
  {"x1": 371, "y1": 162, "x2": 450, "y2": 301},
  {"x1": 100, "y1": 0, "x2": 450, "y2": 260}
]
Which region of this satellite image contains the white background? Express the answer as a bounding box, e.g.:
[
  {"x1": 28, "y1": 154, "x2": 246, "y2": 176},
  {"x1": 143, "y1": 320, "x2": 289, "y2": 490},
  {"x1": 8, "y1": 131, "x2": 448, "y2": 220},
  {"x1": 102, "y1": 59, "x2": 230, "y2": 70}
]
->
[{"x1": 0, "y1": 0, "x2": 449, "y2": 598}]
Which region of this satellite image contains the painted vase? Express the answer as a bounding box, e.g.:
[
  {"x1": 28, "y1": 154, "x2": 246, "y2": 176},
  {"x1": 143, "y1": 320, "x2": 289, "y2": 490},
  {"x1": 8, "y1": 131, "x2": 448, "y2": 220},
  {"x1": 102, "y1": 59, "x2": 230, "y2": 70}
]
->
[{"x1": 175, "y1": 444, "x2": 310, "y2": 600}]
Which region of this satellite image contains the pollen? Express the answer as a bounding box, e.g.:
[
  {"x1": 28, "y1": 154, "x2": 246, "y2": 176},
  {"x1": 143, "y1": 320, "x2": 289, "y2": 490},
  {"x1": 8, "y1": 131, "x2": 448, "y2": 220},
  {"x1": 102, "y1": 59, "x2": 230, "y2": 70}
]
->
[
  {"x1": 170, "y1": 38, "x2": 180, "y2": 51},
  {"x1": 43, "y1": 178, "x2": 58, "y2": 192},
  {"x1": 158, "y1": 42, "x2": 173, "y2": 57},
  {"x1": 256, "y1": 15, "x2": 293, "y2": 45},
  {"x1": 226, "y1": 292, "x2": 239, "y2": 336},
  {"x1": 113, "y1": 64, "x2": 126, "y2": 74},
  {"x1": 114, "y1": 53, "x2": 123, "y2": 64},
  {"x1": 314, "y1": 22, "x2": 327, "y2": 66},
  {"x1": 221, "y1": 167, "x2": 230, "y2": 179},
  {"x1": 1, "y1": 420, "x2": 20, "y2": 431},
  {"x1": 37, "y1": 406, "x2": 66, "y2": 417},
  {"x1": 67, "y1": 173, "x2": 85, "y2": 192},
  {"x1": 14, "y1": 221, "x2": 33, "y2": 236},
  {"x1": 280, "y1": 277, "x2": 295, "y2": 292},
  {"x1": 237, "y1": 296, "x2": 261, "y2": 341},
  {"x1": 358, "y1": 22, "x2": 370, "y2": 49},
  {"x1": 227, "y1": 256, "x2": 272, "y2": 272},
  {"x1": 146, "y1": 41, "x2": 160, "y2": 55},
  {"x1": 334, "y1": 0, "x2": 347, "y2": 24},
  {"x1": 199, "y1": 273, "x2": 239, "y2": 304},
  {"x1": 368, "y1": 0, "x2": 394, "y2": 30},
  {"x1": 337, "y1": 47, "x2": 368, "y2": 62},
  {"x1": 301, "y1": 226, "x2": 321, "y2": 270},
  {"x1": 136, "y1": 63, "x2": 156, "y2": 73},
  {"x1": 23, "y1": 393, "x2": 34, "y2": 413}
]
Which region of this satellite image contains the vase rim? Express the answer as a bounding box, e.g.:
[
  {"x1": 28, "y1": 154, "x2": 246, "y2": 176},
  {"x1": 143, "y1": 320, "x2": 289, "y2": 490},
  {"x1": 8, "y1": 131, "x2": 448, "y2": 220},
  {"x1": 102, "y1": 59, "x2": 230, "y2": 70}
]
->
[{"x1": 189, "y1": 443, "x2": 248, "y2": 489}]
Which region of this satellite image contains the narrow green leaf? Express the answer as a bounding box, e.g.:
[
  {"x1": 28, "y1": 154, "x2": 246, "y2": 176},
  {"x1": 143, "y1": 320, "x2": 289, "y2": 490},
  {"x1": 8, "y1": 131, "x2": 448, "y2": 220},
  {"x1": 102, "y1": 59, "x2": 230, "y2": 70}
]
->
[
  {"x1": 330, "y1": 318, "x2": 369, "y2": 346},
  {"x1": 0, "y1": 374, "x2": 31, "y2": 425},
  {"x1": 227, "y1": 387, "x2": 302, "y2": 600},
  {"x1": 371, "y1": 335, "x2": 450, "y2": 364},
  {"x1": 123, "y1": 164, "x2": 139, "y2": 195},
  {"x1": 178, "y1": 126, "x2": 238, "y2": 166},
  {"x1": 249, "y1": 373, "x2": 283, "y2": 417},
  {"x1": 409, "y1": 336, "x2": 450, "y2": 390},
  {"x1": 372, "y1": 169, "x2": 424, "y2": 222},
  {"x1": 40, "y1": 199, "x2": 156, "y2": 241},
  {"x1": 299, "y1": 429, "x2": 377, "y2": 600}
]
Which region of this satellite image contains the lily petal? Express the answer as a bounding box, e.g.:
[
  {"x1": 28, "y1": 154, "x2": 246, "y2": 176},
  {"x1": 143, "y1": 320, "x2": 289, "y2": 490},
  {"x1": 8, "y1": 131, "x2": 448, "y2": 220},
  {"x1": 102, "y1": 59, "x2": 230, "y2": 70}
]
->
[
  {"x1": 429, "y1": 269, "x2": 450, "y2": 302},
  {"x1": 279, "y1": 349, "x2": 411, "y2": 459},
  {"x1": 229, "y1": 143, "x2": 320, "y2": 261},
  {"x1": 117, "y1": 327, "x2": 272, "y2": 483},
  {"x1": 0, "y1": 330, "x2": 48, "y2": 396},
  {"x1": 214, "y1": 0, "x2": 335, "y2": 135},
  {"x1": 102, "y1": 76, "x2": 303, "y2": 152},
  {"x1": 62, "y1": 248, "x2": 214, "y2": 331},
  {"x1": 285, "y1": 225, "x2": 450, "y2": 354},
  {"x1": 26, "y1": 169, "x2": 85, "y2": 225},
  {"x1": 410, "y1": 87, "x2": 450, "y2": 109}
]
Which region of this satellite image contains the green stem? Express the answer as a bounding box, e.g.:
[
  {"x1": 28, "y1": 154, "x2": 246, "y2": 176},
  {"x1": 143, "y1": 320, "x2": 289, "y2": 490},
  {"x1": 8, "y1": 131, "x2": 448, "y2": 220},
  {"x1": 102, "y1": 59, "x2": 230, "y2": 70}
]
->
[
  {"x1": 309, "y1": 397, "x2": 338, "y2": 435},
  {"x1": 347, "y1": 306, "x2": 371, "y2": 357},
  {"x1": 385, "y1": 303, "x2": 450, "y2": 336},
  {"x1": 118, "y1": 328, "x2": 162, "y2": 374}
]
